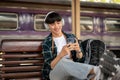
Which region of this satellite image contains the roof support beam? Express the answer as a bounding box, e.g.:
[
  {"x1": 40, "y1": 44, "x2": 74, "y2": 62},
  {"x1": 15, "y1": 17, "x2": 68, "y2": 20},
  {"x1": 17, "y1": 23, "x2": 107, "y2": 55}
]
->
[{"x1": 71, "y1": 0, "x2": 80, "y2": 39}]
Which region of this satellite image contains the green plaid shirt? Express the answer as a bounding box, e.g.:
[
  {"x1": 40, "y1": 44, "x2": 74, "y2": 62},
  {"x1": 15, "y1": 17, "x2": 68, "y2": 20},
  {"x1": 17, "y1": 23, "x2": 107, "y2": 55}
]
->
[{"x1": 41, "y1": 32, "x2": 85, "y2": 80}]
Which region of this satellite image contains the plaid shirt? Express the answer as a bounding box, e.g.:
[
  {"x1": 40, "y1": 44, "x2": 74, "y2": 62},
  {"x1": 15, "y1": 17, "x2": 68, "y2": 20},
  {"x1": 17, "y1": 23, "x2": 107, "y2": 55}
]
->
[{"x1": 41, "y1": 32, "x2": 85, "y2": 80}]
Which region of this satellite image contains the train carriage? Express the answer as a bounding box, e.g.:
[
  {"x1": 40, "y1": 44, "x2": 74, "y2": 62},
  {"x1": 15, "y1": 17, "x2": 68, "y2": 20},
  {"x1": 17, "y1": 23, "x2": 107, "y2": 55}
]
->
[
  {"x1": 0, "y1": 1, "x2": 120, "y2": 80},
  {"x1": 0, "y1": 1, "x2": 120, "y2": 54}
]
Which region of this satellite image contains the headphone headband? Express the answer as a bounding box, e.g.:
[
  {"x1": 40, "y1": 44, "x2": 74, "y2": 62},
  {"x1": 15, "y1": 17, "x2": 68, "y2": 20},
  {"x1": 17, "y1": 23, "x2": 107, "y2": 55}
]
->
[{"x1": 44, "y1": 11, "x2": 55, "y2": 23}]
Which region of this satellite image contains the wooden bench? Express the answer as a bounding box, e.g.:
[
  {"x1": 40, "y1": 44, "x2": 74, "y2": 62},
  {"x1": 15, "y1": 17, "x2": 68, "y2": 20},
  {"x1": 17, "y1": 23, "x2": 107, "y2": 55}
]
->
[{"x1": 0, "y1": 39, "x2": 44, "y2": 80}]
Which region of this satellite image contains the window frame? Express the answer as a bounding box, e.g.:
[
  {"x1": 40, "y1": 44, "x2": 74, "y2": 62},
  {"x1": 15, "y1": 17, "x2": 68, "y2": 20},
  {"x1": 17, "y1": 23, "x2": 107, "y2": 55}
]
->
[
  {"x1": 104, "y1": 18, "x2": 120, "y2": 32},
  {"x1": 80, "y1": 16, "x2": 94, "y2": 32},
  {"x1": 0, "y1": 13, "x2": 18, "y2": 31},
  {"x1": 34, "y1": 14, "x2": 49, "y2": 31}
]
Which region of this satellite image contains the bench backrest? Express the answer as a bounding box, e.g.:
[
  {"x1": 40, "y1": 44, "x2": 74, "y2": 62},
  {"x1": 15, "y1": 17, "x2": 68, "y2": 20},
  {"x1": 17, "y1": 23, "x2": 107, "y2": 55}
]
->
[{"x1": 0, "y1": 39, "x2": 44, "y2": 80}]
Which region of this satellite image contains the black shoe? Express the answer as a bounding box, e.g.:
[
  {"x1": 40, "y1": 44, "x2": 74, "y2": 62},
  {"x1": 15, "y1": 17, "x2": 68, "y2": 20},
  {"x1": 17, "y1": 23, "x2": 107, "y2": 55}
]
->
[
  {"x1": 112, "y1": 70, "x2": 120, "y2": 80},
  {"x1": 100, "y1": 67, "x2": 115, "y2": 77},
  {"x1": 99, "y1": 51, "x2": 120, "y2": 77},
  {"x1": 100, "y1": 53, "x2": 117, "y2": 65},
  {"x1": 111, "y1": 59, "x2": 120, "y2": 80},
  {"x1": 99, "y1": 60, "x2": 117, "y2": 76},
  {"x1": 117, "y1": 59, "x2": 120, "y2": 66},
  {"x1": 105, "y1": 50, "x2": 116, "y2": 58}
]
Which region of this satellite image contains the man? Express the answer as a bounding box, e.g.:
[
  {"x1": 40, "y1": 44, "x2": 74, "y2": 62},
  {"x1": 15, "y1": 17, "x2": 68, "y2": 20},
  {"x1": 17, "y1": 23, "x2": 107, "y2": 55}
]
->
[{"x1": 41, "y1": 11, "x2": 96, "y2": 80}]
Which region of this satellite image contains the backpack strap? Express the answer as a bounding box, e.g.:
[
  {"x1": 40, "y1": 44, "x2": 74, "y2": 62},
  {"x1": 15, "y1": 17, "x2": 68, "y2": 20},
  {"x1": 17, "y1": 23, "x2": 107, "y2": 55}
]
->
[{"x1": 84, "y1": 39, "x2": 93, "y2": 64}]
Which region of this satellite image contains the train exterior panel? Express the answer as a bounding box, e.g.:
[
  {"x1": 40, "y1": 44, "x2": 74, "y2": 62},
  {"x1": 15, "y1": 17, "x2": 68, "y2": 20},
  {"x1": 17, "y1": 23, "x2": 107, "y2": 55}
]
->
[{"x1": 0, "y1": 1, "x2": 120, "y2": 54}]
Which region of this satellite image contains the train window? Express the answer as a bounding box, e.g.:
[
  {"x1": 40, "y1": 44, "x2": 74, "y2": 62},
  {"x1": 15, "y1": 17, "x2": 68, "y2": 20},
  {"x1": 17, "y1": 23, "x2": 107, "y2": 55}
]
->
[
  {"x1": 80, "y1": 17, "x2": 93, "y2": 32},
  {"x1": 105, "y1": 18, "x2": 120, "y2": 32},
  {"x1": 0, "y1": 13, "x2": 18, "y2": 30},
  {"x1": 68, "y1": 16, "x2": 93, "y2": 32},
  {"x1": 34, "y1": 14, "x2": 49, "y2": 31}
]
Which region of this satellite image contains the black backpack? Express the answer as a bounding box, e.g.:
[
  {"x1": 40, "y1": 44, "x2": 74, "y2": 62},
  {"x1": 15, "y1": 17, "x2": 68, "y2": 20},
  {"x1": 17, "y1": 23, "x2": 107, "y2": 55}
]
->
[
  {"x1": 80, "y1": 39, "x2": 120, "y2": 78},
  {"x1": 80, "y1": 39, "x2": 106, "y2": 66}
]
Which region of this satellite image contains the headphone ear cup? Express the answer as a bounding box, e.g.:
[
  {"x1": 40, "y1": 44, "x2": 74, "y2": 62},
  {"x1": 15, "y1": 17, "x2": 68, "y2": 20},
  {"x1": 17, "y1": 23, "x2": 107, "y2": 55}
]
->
[
  {"x1": 62, "y1": 18, "x2": 65, "y2": 26},
  {"x1": 44, "y1": 23, "x2": 49, "y2": 30},
  {"x1": 44, "y1": 11, "x2": 55, "y2": 30}
]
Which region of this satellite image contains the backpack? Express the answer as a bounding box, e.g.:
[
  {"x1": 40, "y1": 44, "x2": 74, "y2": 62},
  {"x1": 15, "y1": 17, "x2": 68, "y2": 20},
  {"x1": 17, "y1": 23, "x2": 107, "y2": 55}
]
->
[
  {"x1": 80, "y1": 39, "x2": 120, "y2": 78},
  {"x1": 80, "y1": 39, "x2": 106, "y2": 66}
]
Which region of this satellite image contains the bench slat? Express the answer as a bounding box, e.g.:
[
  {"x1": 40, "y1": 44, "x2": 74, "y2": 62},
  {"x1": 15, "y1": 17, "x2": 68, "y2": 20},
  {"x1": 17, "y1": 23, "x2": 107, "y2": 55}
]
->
[
  {"x1": 14, "y1": 78, "x2": 42, "y2": 80},
  {"x1": 1, "y1": 72, "x2": 41, "y2": 78},
  {"x1": 2, "y1": 60, "x2": 44, "y2": 65},
  {"x1": 1, "y1": 40, "x2": 43, "y2": 52},
  {"x1": 2, "y1": 54, "x2": 43, "y2": 58},
  {"x1": 1, "y1": 66, "x2": 42, "y2": 72}
]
